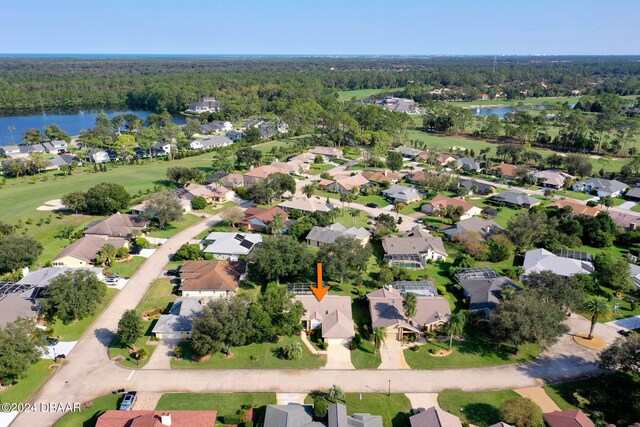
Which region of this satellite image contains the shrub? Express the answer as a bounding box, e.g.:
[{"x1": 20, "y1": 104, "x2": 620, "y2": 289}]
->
[
  {"x1": 281, "y1": 342, "x2": 303, "y2": 360},
  {"x1": 245, "y1": 421, "x2": 254, "y2": 427},
  {"x1": 313, "y1": 396, "x2": 329, "y2": 419},
  {"x1": 173, "y1": 346, "x2": 183, "y2": 358},
  {"x1": 174, "y1": 243, "x2": 203, "y2": 261},
  {"x1": 116, "y1": 247, "x2": 130, "y2": 259},
  {"x1": 411, "y1": 345, "x2": 420, "y2": 352},
  {"x1": 191, "y1": 196, "x2": 207, "y2": 210},
  {"x1": 429, "y1": 348, "x2": 437, "y2": 355},
  {"x1": 221, "y1": 414, "x2": 244, "y2": 424},
  {"x1": 136, "y1": 237, "x2": 149, "y2": 248},
  {"x1": 348, "y1": 340, "x2": 357, "y2": 351}
]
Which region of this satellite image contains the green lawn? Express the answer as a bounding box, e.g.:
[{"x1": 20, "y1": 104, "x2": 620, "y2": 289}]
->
[
  {"x1": 337, "y1": 88, "x2": 402, "y2": 102},
  {"x1": 308, "y1": 163, "x2": 334, "y2": 175},
  {"x1": 252, "y1": 139, "x2": 292, "y2": 153},
  {"x1": 631, "y1": 203, "x2": 640, "y2": 213},
  {"x1": 54, "y1": 394, "x2": 122, "y2": 427},
  {"x1": 400, "y1": 200, "x2": 424, "y2": 215},
  {"x1": 109, "y1": 278, "x2": 177, "y2": 368},
  {"x1": 543, "y1": 373, "x2": 640, "y2": 426},
  {"x1": 50, "y1": 287, "x2": 118, "y2": 341},
  {"x1": 146, "y1": 213, "x2": 203, "y2": 238},
  {"x1": 404, "y1": 326, "x2": 541, "y2": 369},
  {"x1": 104, "y1": 256, "x2": 146, "y2": 279},
  {"x1": 202, "y1": 200, "x2": 237, "y2": 215},
  {"x1": 156, "y1": 392, "x2": 277, "y2": 424},
  {"x1": 334, "y1": 208, "x2": 373, "y2": 229},
  {"x1": 171, "y1": 336, "x2": 325, "y2": 369},
  {"x1": 351, "y1": 298, "x2": 381, "y2": 369},
  {"x1": 438, "y1": 389, "x2": 520, "y2": 427},
  {"x1": 356, "y1": 194, "x2": 390, "y2": 208},
  {"x1": 0, "y1": 360, "x2": 55, "y2": 404},
  {"x1": 305, "y1": 393, "x2": 411, "y2": 427},
  {"x1": 555, "y1": 190, "x2": 594, "y2": 201}
]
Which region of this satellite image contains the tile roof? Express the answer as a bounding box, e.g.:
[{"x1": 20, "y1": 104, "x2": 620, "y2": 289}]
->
[
  {"x1": 425, "y1": 195, "x2": 476, "y2": 214},
  {"x1": 367, "y1": 286, "x2": 450, "y2": 329},
  {"x1": 543, "y1": 410, "x2": 595, "y2": 427},
  {"x1": 361, "y1": 170, "x2": 403, "y2": 182},
  {"x1": 278, "y1": 197, "x2": 334, "y2": 213},
  {"x1": 548, "y1": 199, "x2": 601, "y2": 217},
  {"x1": 332, "y1": 173, "x2": 370, "y2": 191},
  {"x1": 442, "y1": 216, "x2": 503, "y2": 239},
  {"x1": 534, "y1": 170, "x2": 572, "y2": 187},
  {"x1": 241, "y1": 207, "x2": 289, "y2": 228},
  {"x1": 491, "y1": 163, "x2": 518, "y2": 177},
  {"x1": 310, "y1": 146, "x2": 342, "y2": 157},
  {"x1": 95, "y1": 410, "x2": 218, "y2": 427},
  {"x1": 179, "y1": 260, "x2": 244, "y2": 292}
]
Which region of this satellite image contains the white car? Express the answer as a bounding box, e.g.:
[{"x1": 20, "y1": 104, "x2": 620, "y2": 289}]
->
[{"x1": 105, "y1": 275, "x2": 120, "y2": 284}]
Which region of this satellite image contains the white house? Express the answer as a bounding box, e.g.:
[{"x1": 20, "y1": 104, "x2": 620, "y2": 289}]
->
[{"x1": 572, "y1": 178, "x2": 627, "y2": 198}]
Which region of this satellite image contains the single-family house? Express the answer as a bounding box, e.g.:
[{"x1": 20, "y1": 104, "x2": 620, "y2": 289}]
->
[
  {"x1": 52, "y1": 235, "x2": 128, "y2": 268},
  {"x1": 95, "y1": 410, "x2": 218, "y2": 427},
  {"x1": 154, "y1": 142, "x2": 174, "y2": 156},
  {"x1": 454, "y1": 268, "x2": 521, "y2": 313},
  {"x1": 573, "y1": 178, "x2": 627, "y2": 198},
  {"x1": 225, "y1": 130, "x2": 244, "y2": 142},
  {"x1": 288, "y1": 152, "x2": 316, "y2": 165},
  {"x1": 376, "y1": 97, "x2": 420, "y2": 114},
  {"x1": 406, "y1": 170, "x2": 429, "y2": 184},
  {"x1": 458, "y1": 179, "x2": 495, "y2": 195},
  {"x1": 543, "y1": 410, "x2": 595, "y2": 427},
  {"x1": 239, "y1": 206, "x2": 289, "y2": 233},
  {"x1": 456, "y1": 157, "x2": 482, "y2": 172},
  {"x1": 394, "y1": 145, "x2": 424, "y2": 159},
  {"x1": 185, "y1": 183, "x2": 235, "y2": 203},
  {"x1": 203, "y1": 232, "x2": 262, "y2": 260},
  {"x1": 186, "y1": 96, "x2": 220, "y2": 113},
  {"x1": 264, "y1": 405, "x2": 321, "y2": 427},
  {"x1": 629, "y1": 263, "x2": 640, "y2": 288},
  {"x1": 179, "y1": 260, "x2": 244, "y2": 298},
  {"x1": 522, "y1": 248, "x2": 594, "y2": 279},
  {"x1": 367, "y1": 284, "x2": 451, "y2": 339},
  {"x1": 243, "y1": 165, "x2": 281, "y2": 186},
  {"x1": 1, "y1": 144, "x2": 46, "y2": 159},
  {"x1": 442, "y1": 216, "x2": 504, "y2": 240},
  {"x1": 488, "y1": 190, "x2": 541, "y2": 209},
  {"x1": 434, "y1": 153, "x2": 457, "y2": 166},
  {"x1": 84, "y1": 213, "x2": 150, "y2": 239},
  {"x1": 88, "y1": 149, "x2": 110, "y2": 164},
  {"x1": 41, "y1": 140, "x2": 68, "y2": 154},
  {"x1": 382, "y1": 234, "x2": 447, "y2": 269},
  {"x1": 548, "y1": 199, "x2": 601, "y2": 217},
  {"x1": 625, "y1": 187, "x2": 640, "y2": 201},
  {"x1": 17, "y1": 267, "x2": 104, "y2": 300},
  {"x1": 324, "y1": 173, "x2": 370, "y2": 194},
  {"x1": 295, "y1": 295, "x2": 355, "y2": 344},
  {"x1": 362, "y1": 170, "x2": 402, "y2": 183},
  {"x1": 189, "y1": 135, "x2": 233, "y2": 150},
  {"x1": 534, "y1": 170, "x2": 573, "y2": 189},
  {"x1": 490, "y1": 163, "x2": 518, "y2": 179},
  {"x1": 278, "y1": 197, "x2": 335, "y2": 215},
  {"x1": 421, "y1": 195, "x2": 482, "y2": 220},
  {"x1": 409, "y1": 407, "x2": 462, "y2": 427},
  {"x1": 1, "y1": 145, "x2": 22, "y2": 158},
  {"x1": 209, "y1": 172, "x2": 245, "y2": 188},
  {"x1": 199, "y1": 120, "x2": 232, "y2": 134},
  {"x1": 609, "y1": 210, "x2": 640, "y2": 230},
  {"x1": 305, "y1": 222, "x2": 370, "y2": 247},
  {"x1": 152, "y1": 297, "x2": 210, "y2": 340},
  {"x1": 310, "y1": 146, "x2": 342, "y2": 159},
  {"x1": 47, "y1": 154, "x2": 81, "y2": 170},
  {"x1": 328, "y1": 403, "x2": 382, "y2": 427},
  {"x1": 382, "y1": 184, "x2": 423, "y2": 204}
]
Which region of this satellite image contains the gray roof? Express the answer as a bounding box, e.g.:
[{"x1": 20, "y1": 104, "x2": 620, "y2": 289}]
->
[
  {"x1": 18, "y1": 267, "x2": 103, "y2": 299},
  {"x1": 456, "y1": 157, "x2": 481, "y2": 171},
  {"x1": 151, "y1": 297, "x2": 209, "y2": 334},
  {"x1": 455, "y1": 268, "x2": 521, "y2": 312},
  {"x1": 489, "y1": 190, "x2": 540, "y2": 207},
  {"x1": 306, "y1": 223, "x2": 369, "y2": 245},
  {"x1": 522, "y1": 248, "x2": 594, "y2": 277},
  {"x1": 442, "y1": 217, "x2": 503, "y2": 240},
  {"x1": 367, "y1": 286, "x2": 451, "y2": 329},
  {"x1": 264, "y1": 405, "x2": 320, "y2": 427},
  {"x1": 626, "y1": 187, "x2": 640, "y2": 199},
  {"x1": 394, "y1": 146, "x2": 424, "y2": 157},
  {"x1": 459, "y1": 179, "x2": 495, "y2": 193},
  {"x1": 328, "y1": 403, "x2": 383, "y2": 427},
  {"x1": 200, "y1": 135, "x2": 233, "y2": 148},
  {"x1": 382, "y1": 235, "x2": 447, "y2": 258},
  {"x1": 84, "y1": 213, "x2": 149, "y2": 238},
  {"x1": 410, "y1": 407, "x2": 462, "y2": 427},
  {"x1": 48, "y1": 154, "x2": 79, "y2": 168},
  {"x1": 581, "y1": 178, "x2": 628, "y2": 194},
  {"x1": 0, "y1": 293, "x2": 37, "y2": 327},
  {"x1": 382, "y1": 184, "x2": 422, "y2": 202}
]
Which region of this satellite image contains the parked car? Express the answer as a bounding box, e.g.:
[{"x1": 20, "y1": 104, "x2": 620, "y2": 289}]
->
[
  {"x1": 47, "y1": 337, "x2": 59, "y2": 346},
  {"x1": 119, "y1": 392, "x2": 137, "y2": 410},
  {"x1": 166, "y1": 269, "x2": 180, "y2": 277},
  {"x1": 129, "y1": 246, "x2": 142, "y2": 255},
  {"x1": 105, "y1": 275, "x2": 120, "y2": 284},
  {"x1": 54, "y1": 354, "x2": 66, "y2": 362},
  {"x1": 366, "y1": 203, "x2": 378, "y2": 208},
  {"x1": 618, "y1": 329, "x2": 632, "y2": 336}
]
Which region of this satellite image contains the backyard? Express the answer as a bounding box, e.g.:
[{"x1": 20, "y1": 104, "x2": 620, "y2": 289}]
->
[
  {"x1": 0, "y1": 360, "x2": 56, "y2": 404},
  {"x1": 146, "y1": 213, "x2": 203, "y2": 238}
]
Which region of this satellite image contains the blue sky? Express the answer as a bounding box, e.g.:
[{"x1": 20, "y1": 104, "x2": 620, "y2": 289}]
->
[{"x1": 1, "y1": 0, "x2": 638, "y2": 55}]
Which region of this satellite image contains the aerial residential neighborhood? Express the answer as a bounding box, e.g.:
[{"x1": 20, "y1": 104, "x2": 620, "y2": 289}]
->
[{"x1": 0, "y1": 2, "x2": 639, "y2": 427}]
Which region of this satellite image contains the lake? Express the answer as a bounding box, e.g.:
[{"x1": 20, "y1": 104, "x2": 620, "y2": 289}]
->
[{"x1": 0, "y1": 108, "x2": 187, "y2": 145}]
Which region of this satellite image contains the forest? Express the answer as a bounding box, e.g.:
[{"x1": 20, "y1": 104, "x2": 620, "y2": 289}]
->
[{"x1": 0, "y1": 56, "x2": 639, "y2": 113}]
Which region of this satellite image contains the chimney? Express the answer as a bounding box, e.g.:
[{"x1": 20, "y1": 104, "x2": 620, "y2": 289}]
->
[{"x1": 160, "y1": 413, "x2": 172, "y2": 426}]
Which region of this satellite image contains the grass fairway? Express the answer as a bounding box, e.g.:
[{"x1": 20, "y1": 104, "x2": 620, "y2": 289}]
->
[
  {"x1": 171, "y1": 336, "x2": 325, "y2": 369},
  {"x1": 146, "y1": 213, "x2": 203, "y2": 238},
  {"x1": 53, "y1": 394, "x2": 122, "y2": 427},
  {"x1": 0, "y1": 360, "x2": 55, "y2": 404},
  {"x1": 404, "y1": 326, "x2": 541, "y2": 369},
  {"x1": 156, "y1": 392, "x2": 277, "y2": 423},
  {"x1": 51, "y1": 287, "x2": 118, "y2": 341},
  {"x1": 305, "y1": 393, "x2": 411, "y2": 427},
  {"x1": 337, "y1": 88, "x2": 402, "y2": 101},
  {"x1": 438, "y1": 389, "x2": 520, "y2": 426}
]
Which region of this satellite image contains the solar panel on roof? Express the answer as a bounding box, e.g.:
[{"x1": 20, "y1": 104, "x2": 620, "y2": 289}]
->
[
  {"x1": 234, "y1": 234, "x2": 245, "y2": 241},
  {"x1": 239, "y1": 239, "x2": 254, "y2": 249}
]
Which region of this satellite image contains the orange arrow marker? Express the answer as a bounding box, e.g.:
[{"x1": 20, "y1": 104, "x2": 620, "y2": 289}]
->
[{"x1": 310, "y1": 262, "x2": 330, "y2": 301}]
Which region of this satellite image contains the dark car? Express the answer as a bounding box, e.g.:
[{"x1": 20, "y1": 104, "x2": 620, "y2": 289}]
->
[
  {"x1": 129, "y1": 246, "x2": 142, "y2": 255},
  {"x1": 166, "y1": 269, "x2": 180, "y2": 277},
  {"x1": 54, "y1": 354, "x2": 66, "y2": 362},
  {"x1": 47, "y1": 337, "x2": 59, "y2": 346},
  {"x1": 119, "y1": 392, "x2": 137, "y2": 411},
  {"x1": 366, "y1": 203, "x2": 378, "y2": 208},
  {"x1": 618, "y1": 329, "x2": 632, "y2": 336}
]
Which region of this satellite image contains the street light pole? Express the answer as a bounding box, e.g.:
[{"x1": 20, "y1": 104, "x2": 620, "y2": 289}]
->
[{"x1": 388, "y1": 380, "x2": 390, "y2": 396}]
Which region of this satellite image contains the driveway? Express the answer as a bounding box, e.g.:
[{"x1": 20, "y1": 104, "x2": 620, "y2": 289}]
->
[
  {"x1": 41, "y1": 341, "x2": 78, "y2": 359},
  {"x1": 405, "y1": 393, "x2": 440, "y2": 410},
  {"x1": 378, "y1": 337, "x2": 410, "y2": 370},
  {"x1": 143, "y1": 340, "x2": 179, "y2": 370},
  {"x1": 606, "y1": 315, "x2": 640, "y2": 331},
  {"x1": 618, "y1": 201, "x2": 637, "y2": 211},
  {"x1": 324, "y1": 341, "x2": 354, "y2": 370}
]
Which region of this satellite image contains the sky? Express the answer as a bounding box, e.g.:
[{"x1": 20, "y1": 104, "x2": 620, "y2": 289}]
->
[{"x1": 1, "y1": 0, "x2": 639, "y2": 55}]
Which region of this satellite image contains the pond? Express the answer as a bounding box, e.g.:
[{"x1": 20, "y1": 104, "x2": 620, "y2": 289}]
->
[
  {"x1": 471, "y1": 105, "x2": 548, "y2": 117},
  {"x1": 0, "y1": 108, "x2": 186, "y2": 145}
]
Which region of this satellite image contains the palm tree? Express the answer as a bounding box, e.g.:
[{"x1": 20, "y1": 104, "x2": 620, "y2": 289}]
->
[
  {"x1": 349, "y1": 208, "x2": 359, "y2": 226},
  {"x1": 583, "y1": 296, "x2": 612, "y2": 340},
  {"x1": 393, "y1": 202, "x2": 405, "y2": 220},
  {"x1": 446, "y1": 312, "x2": 467, "y2": 351},
  {"x1": 372, "y1": 327, "x2": 387, "y2": 355},
  {"x1": 269, "y1": 213, "x2": 285, "y2": 235},
  {"x1": 403, "y1": 292, "x2": 417, "y2": 319},
  {"x1": 302, "y1": 183, "x2": 316, "y2": 199}
]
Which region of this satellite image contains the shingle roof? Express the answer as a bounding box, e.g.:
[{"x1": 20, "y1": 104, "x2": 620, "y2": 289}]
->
[
  {"x1": 306, "y1": 222, "x2": 369, "y2": 245},
  {"x1": 543, "y1": 410, "x2": 595, "y2": 427},
  {"x1": 409, "y1": 407, "x2": 462, "y2": 427},
  {"x1": 581, "y1": 178, "x2": 627, "y2": 195},
  {"x1": 456, "y1": 157, "x2": 481, "y2": 170},
  {"x1": 382, "y1": 235, "x2": 447, "y2": 258},
  {"x1": 382, "y1": 184, "x2": 422, "y2": 202},
  {"x1": 362, "y1": 170, "x2": 402, "y2": 182},
  {"x1": 491, "y1": 163, "x2": 518, "y2": 177},
  {"x1": 278, "y1": 197, "x2": 334, "y2": 213},
  {"x1": 522, "y1": 248, "x2": 594, "y2": 277},
  {"x1": 53, "y1": 235, "x2": 127, "y2": 263},
  {"x1": 199, "y1": 135, "x2": 233, "y2": 148},
  {"x1": 394, "y1": 146, "x2": 424, "y2": 157},
  {"x1": 264, "y1": 405, "x2": 319, "y2": 427},
  {"x1": 84, "y1": 213, "x2": 149, "y2": 238},
  {"x1": 328, "y1": 403, "x2": 383, "y2": 427},
  {"x1": 443, "y1": 216, "x2": 503, "y2": 239},
  {"x1": 179, "y1": 260, "x2": 243, "y2": 292},
  {"x1": 151, "y1": 297, "x2": 209, "y2": 334},
  {"x1": 489, "y1": 190, "x2": 540, "y2": 207},
  {"x1": 534, "y1": 170, "x2": 572, "y2": 187},
  {"x1": 296, "y1": 295, "x2": 355, "y2": 339},
  {"x1": 0, "y1": 293, "x2": 36, "y2": 327},
  {"x1": 367, "y1": 286, "x2": 450, "y2": 329},
  {"x1": 455, "y1": 268, "x2": 521, "y2": 311},
  {"x1": 459, "y1": 179, "x2": 495, "y2": 194}
]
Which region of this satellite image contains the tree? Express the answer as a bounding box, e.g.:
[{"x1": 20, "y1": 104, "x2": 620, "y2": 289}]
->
[
  {"x1": 191, "y1": 195, "x2": 207, "y2": 210},
  {"x1": 372, "y1": 327, "x2": 387, "y2": 355},
  {"x1": 0, "y1": 234, "x2": 43, "y2": 274},
  {"x1": 257, "y1": 285, "x2": 306, "y2": 337},
  {"x1": 564, "y1": 154, "x2": 593, "y2": 178},
  {"x1": 281, "y1": 341, "x2": 303, "y2": 360},
  {"x1": 393, "y1": 201, "x2": 405, "y2": 220},
  {"x1": 0, "y1": 319, "x2": 46, "y2": 384},
  {"x1": 221, "y1": 206, "x2": 244, "y2": 228},
  {"x1": 84, "y1": 183, "x2": 131, "y2": 215},
  {"x1": 403, "y1": 292, "x2": 417, "y2": 319},
  {"x1": 268, "y1": 212, "x2": 285, "y2": 235},
  {"x1": 329, "y1": 385, "x2": 345, "y2": 402},
  {"x1": 375, "y1": 213, "x2": 397, "y2": 233},
  {"x1": 302, "y1": 183, "x2": 316, "y2": 199},
  {"x1": 114, "y1": 134, "x2": 137, "y2": 159},
  {"x1": 583, "y1": 296, "x2": 612, "y2": 340},
  {"x1": 136, "y1": 347, "x2": 148, "y2": 364},
  {"x1": 453, "y1": 253, "x2": 475, "y2": 268},
  {"x1": 317, "y1": 236, "x2": 371, "y2": 283},
  {"x1": 41, "y1": 270, "x2": 106, "y2": 323},
  {"x1": 250, "y1": 236, "x2": 314, "y2": 282},
  {"x1": 593, "y1": 252, "x2": 633, "y2": 291},
  {"x1": 487, "y1": 234, "x2": 513, "y2": 262},
  {"x1": 183, "y1": 119, "x2": 202, "y2": 139},
  {"x1": 507, "y1": 210, "x2": 549, "y2": 251},
  {"x1": 0, "y1": 221, "x2": 14, "y2": 236},
  {"x1": 174, "y1": 243, "x2": 203, "y2": 261},
  {"x1": 166, "y1": 166, "x2": 204, "y2": 185},
  {"x1": 242, "y1": 126, "x2": 262, "y2": 144},
  {"x1": 191, "y1": 296, "x2": 251, "y2": 356},
  {"x1": 446, "y1": 312, "x2": 467, "y2": 350},
  {"x1": 491, "y1": 292, "x2": 568, "y2": 347},
  {"x1": 480, "y1": 115, "x2": 503, "y2": 139},
  {"x1": 386, "y1": 151, "x2": 404, "y2": 171},
  {"x1": 23, "y1": 128, "x2": 43, "y2": 143},
  {"x1": 235, "y1": 146, "x2": 262, "y2": 169},
  {"x1": 117, "y1": 309, "x2": 144, "y2": 348},
  {"x1": 525, "y1": 271, "x2": 585, "y2": 312},
  {"x1": 144, "y1": 193, "x2": 183, "y2": 229},
  {"x1": 500, "y1": 397, "x2": 543, "y2": 427},
  {"x1": 598, "y1": 335, "x2": 640, "y2": 374},
  {"x1": 314, "y1": 396, "x2": 329, "y2": 419}
]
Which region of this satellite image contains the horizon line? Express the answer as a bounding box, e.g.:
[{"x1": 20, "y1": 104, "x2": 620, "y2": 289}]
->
[{"x1": 1, "y1": 53, "x2": 640, "y2": 58}]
